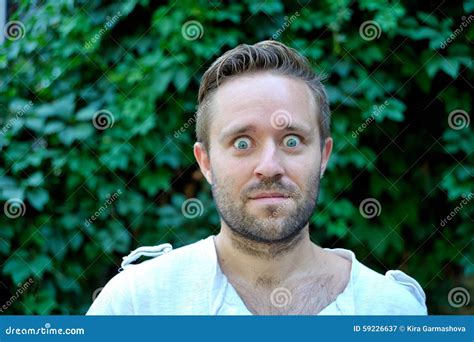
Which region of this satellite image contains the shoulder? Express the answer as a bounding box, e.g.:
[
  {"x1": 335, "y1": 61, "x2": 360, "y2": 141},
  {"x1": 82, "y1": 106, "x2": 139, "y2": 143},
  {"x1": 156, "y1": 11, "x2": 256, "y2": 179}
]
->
[
  {"x1": 87, "y1": 237, "x2": 215, "y2": 315},
  {"x1": 123, "y1": 236, "x2": 213, "y2": 276},
  {"x1": 353, "y1": 261, "x2": 428, "y2": 315}
]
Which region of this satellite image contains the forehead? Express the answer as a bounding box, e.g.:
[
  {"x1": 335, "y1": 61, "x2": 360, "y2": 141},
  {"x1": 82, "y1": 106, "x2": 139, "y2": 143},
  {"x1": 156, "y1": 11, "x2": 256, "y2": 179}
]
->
[{"x1": 210, "y1": 72, "x2": 318, "y2": 136}]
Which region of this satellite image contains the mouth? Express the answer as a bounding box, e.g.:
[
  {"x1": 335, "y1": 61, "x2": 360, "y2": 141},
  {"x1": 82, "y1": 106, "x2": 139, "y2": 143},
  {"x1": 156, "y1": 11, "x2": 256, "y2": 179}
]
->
[{"x1": 249, "y1": 192, "x2": 291, "y2": 204}]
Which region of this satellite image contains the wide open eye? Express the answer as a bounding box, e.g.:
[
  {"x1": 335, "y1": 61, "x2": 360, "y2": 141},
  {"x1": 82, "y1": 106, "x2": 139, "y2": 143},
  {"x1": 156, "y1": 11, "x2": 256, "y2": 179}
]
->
[
  {"x1": 283, "y1": 135, "x2": 301, "y2": 148},
  {"x1": 233, "y1": 137, "x2": 252, "y2": 150}
]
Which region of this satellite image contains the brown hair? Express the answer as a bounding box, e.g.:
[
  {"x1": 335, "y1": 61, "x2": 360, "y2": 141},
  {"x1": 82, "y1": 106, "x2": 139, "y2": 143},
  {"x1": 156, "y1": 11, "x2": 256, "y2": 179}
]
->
[{"x1": 196, "y1": 40, "x2": 330, "y2": 152}]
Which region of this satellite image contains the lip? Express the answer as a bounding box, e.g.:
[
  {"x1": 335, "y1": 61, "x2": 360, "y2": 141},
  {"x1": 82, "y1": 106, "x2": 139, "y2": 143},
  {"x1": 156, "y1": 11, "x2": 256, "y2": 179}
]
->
[
  {"x1": 248, "y1": 192, "x2": 291, "y2": 205},
  {"x1": 249, "y1": 192, "x2": 289, "y2": 199},
  {"x1": 250, "y1": 197, "x2": 288, "y2": 203}
]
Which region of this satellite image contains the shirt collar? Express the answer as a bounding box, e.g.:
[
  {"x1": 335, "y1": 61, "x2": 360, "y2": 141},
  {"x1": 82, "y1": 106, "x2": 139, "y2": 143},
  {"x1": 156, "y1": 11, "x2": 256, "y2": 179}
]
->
[{"x1": 205, "y1": 235, "x2": 359, "y2": 315}]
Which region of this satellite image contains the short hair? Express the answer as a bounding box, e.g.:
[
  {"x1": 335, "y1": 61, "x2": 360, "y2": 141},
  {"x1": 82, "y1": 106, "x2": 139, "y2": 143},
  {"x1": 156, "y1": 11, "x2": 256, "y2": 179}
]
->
[{"x1": 196, "y1": 40, "x2": 330, "y2": 152}]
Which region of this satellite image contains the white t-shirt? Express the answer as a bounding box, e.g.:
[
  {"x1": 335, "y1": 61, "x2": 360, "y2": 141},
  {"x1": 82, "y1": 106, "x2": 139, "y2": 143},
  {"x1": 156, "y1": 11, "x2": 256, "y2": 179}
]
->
[{"x1": 87, "y1": 236, "x2": 428, "y2": 315}]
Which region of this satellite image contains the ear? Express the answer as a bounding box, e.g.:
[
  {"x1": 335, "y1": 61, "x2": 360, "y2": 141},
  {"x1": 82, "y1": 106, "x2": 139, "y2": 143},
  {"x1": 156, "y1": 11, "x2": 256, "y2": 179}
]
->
[
  {"x1": 194, "y1": 142, "x2": 213, "y2": 185},
  {"x1": 320, "y1": 137, "x2": 333, "y2": 178}
]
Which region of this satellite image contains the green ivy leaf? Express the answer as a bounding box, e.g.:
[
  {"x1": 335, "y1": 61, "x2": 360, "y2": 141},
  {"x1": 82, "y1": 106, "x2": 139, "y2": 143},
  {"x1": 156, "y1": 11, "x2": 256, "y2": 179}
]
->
[{"x1": 26, "y1": 188, "x2": 49, "y2": 211}]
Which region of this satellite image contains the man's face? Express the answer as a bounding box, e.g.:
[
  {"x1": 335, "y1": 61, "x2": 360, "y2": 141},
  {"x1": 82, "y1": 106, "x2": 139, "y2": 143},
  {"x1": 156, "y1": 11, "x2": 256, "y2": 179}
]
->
[{"x1": 195, "y1": 72, "x2": 332, "y2": 243}]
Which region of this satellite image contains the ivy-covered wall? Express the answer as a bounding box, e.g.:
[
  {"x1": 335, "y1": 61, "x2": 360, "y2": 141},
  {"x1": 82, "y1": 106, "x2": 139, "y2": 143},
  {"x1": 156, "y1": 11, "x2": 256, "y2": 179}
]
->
[{"x1": 0, "y1": 0, "x2": 472, "y2": 314}]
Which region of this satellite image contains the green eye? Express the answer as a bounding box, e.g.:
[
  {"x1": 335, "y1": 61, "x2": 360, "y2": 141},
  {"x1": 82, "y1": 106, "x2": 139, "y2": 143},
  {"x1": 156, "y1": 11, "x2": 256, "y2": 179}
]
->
[
  {"x1": 234, "y1": 137, "x2": 251, "y2": 150},
  {"x1": 283, "y1": 135, "x2": 300, "y2": 148}
]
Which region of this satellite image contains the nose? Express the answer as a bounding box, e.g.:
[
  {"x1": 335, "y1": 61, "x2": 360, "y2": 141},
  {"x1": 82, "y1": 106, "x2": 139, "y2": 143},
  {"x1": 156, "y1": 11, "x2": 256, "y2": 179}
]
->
[{"x1": 254, "y1": 141, "x2": 285, "y2": 180}]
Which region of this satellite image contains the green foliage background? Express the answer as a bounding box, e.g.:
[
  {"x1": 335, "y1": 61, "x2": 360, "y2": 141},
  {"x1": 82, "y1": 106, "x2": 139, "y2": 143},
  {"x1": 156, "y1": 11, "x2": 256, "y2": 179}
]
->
[{"x1": 0, "y1": 0, "x2": 473, "y2": 315}]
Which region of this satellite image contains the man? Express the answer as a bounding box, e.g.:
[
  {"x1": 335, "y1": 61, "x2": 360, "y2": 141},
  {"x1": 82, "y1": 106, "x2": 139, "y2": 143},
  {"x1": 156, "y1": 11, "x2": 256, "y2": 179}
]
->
[{"x1": 87, "y1": 40, "x2": 427, "y2": 315}]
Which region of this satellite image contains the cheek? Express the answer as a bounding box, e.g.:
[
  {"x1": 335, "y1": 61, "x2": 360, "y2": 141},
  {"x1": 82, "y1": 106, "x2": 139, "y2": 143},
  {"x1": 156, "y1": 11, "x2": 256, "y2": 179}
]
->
[
  {"x1": 213, "y1": 166, "x2": 256, "y2": 204},
  {"x1": 211, "y1": 160, "x2": 241, "y2": 190},
  {"x1": 212, "y1": 150, "x2": 252, "y2": 180},
  {"x1": 285, "y1": 155, "x2": 321, "y2": 186},
  {"x1": 299, "y1": 148, "x2": 322, "y2": 170}
]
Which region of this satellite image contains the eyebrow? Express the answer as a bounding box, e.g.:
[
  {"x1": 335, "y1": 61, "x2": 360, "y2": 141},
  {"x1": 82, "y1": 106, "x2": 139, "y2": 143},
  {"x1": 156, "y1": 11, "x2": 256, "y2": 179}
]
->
[{"x1": 218, "y1": 123, "x2": 314, "y2": 143}]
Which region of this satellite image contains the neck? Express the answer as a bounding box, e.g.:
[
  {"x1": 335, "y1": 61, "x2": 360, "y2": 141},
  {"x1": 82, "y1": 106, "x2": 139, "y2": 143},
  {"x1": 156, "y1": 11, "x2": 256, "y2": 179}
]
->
[{"x1": 214, "y1": 223, "x2": 327, "y2": 289}]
